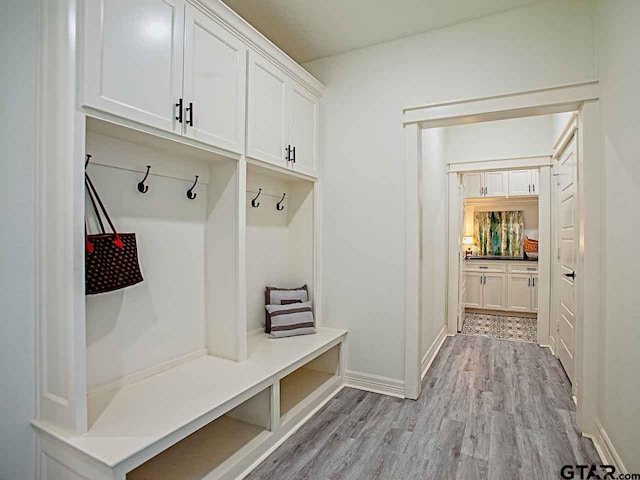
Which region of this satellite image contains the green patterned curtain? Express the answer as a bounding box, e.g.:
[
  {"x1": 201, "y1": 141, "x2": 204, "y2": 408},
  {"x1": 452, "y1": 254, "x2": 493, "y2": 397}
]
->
[{"x1": 474, "y1": 211, "x2": 524, "y2": 256}]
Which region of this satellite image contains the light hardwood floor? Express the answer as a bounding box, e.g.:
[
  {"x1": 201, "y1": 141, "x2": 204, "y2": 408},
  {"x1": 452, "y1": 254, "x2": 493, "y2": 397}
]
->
[{"x1": 246, "y1": 335, "x2": 601, "y2": 479}]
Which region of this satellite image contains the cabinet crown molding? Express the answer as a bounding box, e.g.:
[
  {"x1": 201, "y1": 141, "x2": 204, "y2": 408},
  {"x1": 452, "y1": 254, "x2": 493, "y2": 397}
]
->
[{"x1": 190, "y1": 0, "x2": 326, "y2": 97}]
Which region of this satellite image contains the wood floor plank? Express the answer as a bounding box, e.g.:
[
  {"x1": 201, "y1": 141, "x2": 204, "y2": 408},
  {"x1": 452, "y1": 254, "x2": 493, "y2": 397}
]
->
[{"x1": 245, "y1": 335, "x2": 602, "y2": 480}]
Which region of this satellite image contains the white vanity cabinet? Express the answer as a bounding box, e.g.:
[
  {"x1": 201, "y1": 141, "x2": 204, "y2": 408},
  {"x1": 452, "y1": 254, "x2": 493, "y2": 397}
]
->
[
  {"x1": 465, "y1": 260, "x2": 538, "y2": 313},
  {"x1": 247, "y1": 52, "x2": 319, "y2": 176},
  {"x1": 464, "y1": 262, "x2": 507, "y2": 310},
  {"x1": 83, "y1": 0, "x2": 187, "y2": 134}
]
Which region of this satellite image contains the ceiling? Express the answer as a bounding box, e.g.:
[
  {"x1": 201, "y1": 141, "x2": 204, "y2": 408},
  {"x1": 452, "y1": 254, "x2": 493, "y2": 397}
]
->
[{"x1": 222, "y1": 0, "x2": 549, "y2": 63}]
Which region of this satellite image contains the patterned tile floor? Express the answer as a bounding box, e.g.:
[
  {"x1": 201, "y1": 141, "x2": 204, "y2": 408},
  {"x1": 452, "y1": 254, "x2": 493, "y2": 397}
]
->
[{"x1": 461, "y1": 312, "x2": 537, "y2": 342}]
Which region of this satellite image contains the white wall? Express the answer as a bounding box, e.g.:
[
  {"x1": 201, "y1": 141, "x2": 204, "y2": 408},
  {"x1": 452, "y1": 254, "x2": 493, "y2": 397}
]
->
[
  {"x1": 596, "y1": 0, "x2": 640, "y2": 471},
  {"x1": 85, "y1": 133, "x2": 208, "y2": 388},
  {"x1": 445, "y1": 116, "x2": 555, "y2": 164},
  {"x1": 304, "y1": 0, "x2": 596, "y2": 382},
  {"x1": 0, "y1": 2, "x2": 38, "y2": 479},
  {"x1": 420, "y1": 129, "x2": 448, "y2": 359}
]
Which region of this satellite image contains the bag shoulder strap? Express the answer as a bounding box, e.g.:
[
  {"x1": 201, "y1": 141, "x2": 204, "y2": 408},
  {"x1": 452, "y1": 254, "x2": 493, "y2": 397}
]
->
[
  {"x1": 85, "y1": 176, "x2": 106, "y2": 234},
  {"x1": 85, "y1": 171, "x2": 123, "y2": 248}
]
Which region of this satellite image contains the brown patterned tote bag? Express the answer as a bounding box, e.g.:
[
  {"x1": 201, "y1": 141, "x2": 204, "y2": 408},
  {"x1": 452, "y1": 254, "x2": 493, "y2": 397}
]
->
[{"x1": 85, "y1": 171, "x2": 143, "y2": 295}]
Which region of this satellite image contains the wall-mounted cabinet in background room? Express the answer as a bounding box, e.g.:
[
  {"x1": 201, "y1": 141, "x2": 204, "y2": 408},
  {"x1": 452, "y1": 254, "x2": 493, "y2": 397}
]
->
[
  {"x1": 463, "y1": 169, "x2": 539, "y2": 198},
  {"x1": 463, "y1": 171, "x2": 507, "y2": 198},
  {"x1": 508, "y1": 169, "x2": 539, "y2": 196},
  {"x1": 247, "y1": 52, "x2": 318, "y2": 177}
]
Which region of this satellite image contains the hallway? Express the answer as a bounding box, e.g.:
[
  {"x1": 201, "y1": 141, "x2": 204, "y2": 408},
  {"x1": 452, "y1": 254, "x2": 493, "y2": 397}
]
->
[{"x1": 246, "y1": 335, "x2": 601, "y2": 479}]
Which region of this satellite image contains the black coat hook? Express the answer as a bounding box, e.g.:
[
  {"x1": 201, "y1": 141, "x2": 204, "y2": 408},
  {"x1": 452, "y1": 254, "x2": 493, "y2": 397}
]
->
[
  {"x1": 276, "y1": 193, "x2": 286, "y2": 211},
  {"x1": 187, "y1": 175, "x2": 199, "y2": 200},
  {"x1": 137, "y1": 165, "x2": 151, "y2": 193},
  {"x1": 251, "y1": 188, "x2": 262, "y2": 208},
  {"x1": 85, "y1": 153, "x2": 92, "y2": 168}
]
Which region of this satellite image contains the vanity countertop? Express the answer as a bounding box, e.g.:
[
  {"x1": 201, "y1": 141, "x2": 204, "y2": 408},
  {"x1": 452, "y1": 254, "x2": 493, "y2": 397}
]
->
[{"x1": 466, "y1": 256, "x2": 538, "y2": 262}]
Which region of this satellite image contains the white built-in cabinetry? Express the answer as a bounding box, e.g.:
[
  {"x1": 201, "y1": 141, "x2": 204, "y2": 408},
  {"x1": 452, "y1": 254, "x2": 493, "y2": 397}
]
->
[
  {"x1": 83, "y1": 0, "x2": 187, "y2": 134},
  {"x1": 464, "y1": 260, "x2": 538, "y2": 313},
  {"x1": 247, "y1": 53, "x2": 318, "y2": 176},
  {"x1": 463, "y1": 169, "x2": 539, "y2": 198},
  {"x1": 35, "y1": 1, "x2": 338, "y2": 479},
  {"x1": 463, "y1": 263, "x2": 507, "y2": 310},
  {"x1": 83, "y1": 0, "x2": 319, "y2": 176}
]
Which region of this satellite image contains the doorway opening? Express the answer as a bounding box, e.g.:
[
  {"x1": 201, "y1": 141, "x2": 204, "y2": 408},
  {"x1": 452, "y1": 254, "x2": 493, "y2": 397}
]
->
[{"x1": 403, "y1": 82, "x2": 601, "y2": 439}]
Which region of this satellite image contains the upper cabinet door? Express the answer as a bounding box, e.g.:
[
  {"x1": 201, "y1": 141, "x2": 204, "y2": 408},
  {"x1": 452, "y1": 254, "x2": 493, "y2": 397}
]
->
[
  {"x1": 508, "y1": 170, "x2": 533, "y2": 196},
  {"x1": 288, "y1": 84, "x2": 318, "y2": 176},
  {"x1": 84, "y1": 0, "x2": 185, "y2": 133},
  {"x1": 531, "y1": 169, "x2": 539, "y2": 196},
  {"x1": 182, "y1": 6, "x2": 247, "y2": 153},
  {"x1": 463, "y1": 173, "x2": 484, "y2": 198},
  {"x1": 484, "y1": 171, "x2": 507, "y2": 197},
  {"x1": 247, "y1": 52, "x2": 288, "y2": 167}
]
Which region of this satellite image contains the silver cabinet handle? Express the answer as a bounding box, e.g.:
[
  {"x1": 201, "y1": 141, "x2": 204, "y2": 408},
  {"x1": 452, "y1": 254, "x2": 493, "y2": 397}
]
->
[
  {"x1": 532, "y1": 184, "x2": 535, "y2": 194},
  {"x1": 532, "y1": 277, "x2": 535, "y2": 287},
  {"x1": 479, "y1": 266, "x2": 488, "y2": 269}
]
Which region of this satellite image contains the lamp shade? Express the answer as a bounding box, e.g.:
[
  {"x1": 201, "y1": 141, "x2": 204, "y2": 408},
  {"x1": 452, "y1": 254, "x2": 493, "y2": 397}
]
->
[{"x1": 463, "y1": 236, "x2": 474, "y2": 245}]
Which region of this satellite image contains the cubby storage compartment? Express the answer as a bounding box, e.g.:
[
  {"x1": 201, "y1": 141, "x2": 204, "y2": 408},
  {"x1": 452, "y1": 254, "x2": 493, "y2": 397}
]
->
[
  {"x1": 84, "y1": 118, "x2": 242, "y2": 428},
  {"x1": 279, "y1": 343, "x2": 340, "y2": 424},
  {"x1": 127, "y1": 387, "x2": 271, "y2": 480},
  {"x1": 245, "y1": 163, "x2": 316, "y2": 353}
]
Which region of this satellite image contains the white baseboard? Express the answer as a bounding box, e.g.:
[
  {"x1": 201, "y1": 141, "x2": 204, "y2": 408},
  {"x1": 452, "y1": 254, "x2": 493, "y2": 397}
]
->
[
  {"x1": 421, "y1": 326, "x2": 448, "y2": 380},
  {"x1": 237, "y1": 384, "x2": 344, "y2": 479},
  {"x1": 586, "y1": 419, "x2": 627, "y2": 474},
  {"x1": 345, "y1": 370, "x2": 405, "y2": 398},
  {"x1": 540, "y1": 343, "x2": 555, "y2": 356},
  {"x1": 87, "y1": 348, "x2": 207, "y2": 398}
]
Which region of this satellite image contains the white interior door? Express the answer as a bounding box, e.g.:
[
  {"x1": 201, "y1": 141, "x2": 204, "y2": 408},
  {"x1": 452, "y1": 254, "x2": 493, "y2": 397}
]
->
[
  {"x1": 482, "y1": 273, "x2": 506, "y2": 309},
  {"x1": 556, "y1": 134, "x2": 578, "y2": 385},
  {"x1": 182, "y1": 5, "x2": 246, "y2": 153},
  {"x1": 247, "y1": 52, "x2": 288, "y2": 167},
  {"x1": 508, "y1": 170, "x2": 533, "y2": 196},
  {"x1": 84, "y1": 0, "x2": 185, "y2": 133},
  {"x1": 463, "y1": 173, "x2": 484, "y2": 198},
  {"x1": 484, "y1": 171, "x2": 507, "y2": 197},
  {"x1": 288, "y1": 84, "x2": 318, "y2": 176}
]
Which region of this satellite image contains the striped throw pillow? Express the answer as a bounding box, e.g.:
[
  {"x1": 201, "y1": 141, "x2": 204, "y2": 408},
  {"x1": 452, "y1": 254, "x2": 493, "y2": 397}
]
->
[{"x1": 265, "y1": 302, "x2": 316, "y2": 338}]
